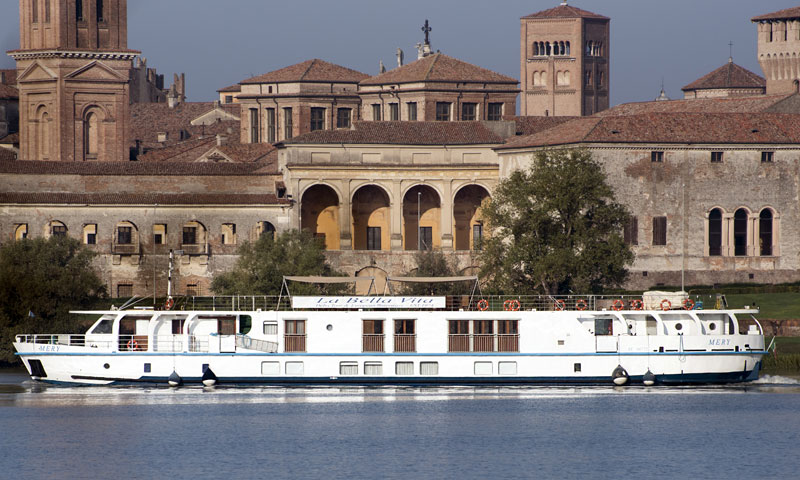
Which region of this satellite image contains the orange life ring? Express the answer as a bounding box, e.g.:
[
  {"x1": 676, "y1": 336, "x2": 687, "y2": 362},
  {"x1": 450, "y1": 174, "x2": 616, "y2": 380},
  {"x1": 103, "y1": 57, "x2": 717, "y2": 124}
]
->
[
  {"x1": 612, "y1": 299, "x2": 624, "y2": 311},
  {"x1": 554, "y1": 299, "x2": 566, "y2": 311},
  {"x1": 630, "y1": 299, "x2": 643, "y2": 311},
  {"x1": 683, "y1": 298, "x2": 695, "y2": 311},
  {"x1": 477, "y1": 299, "x2": 489, "y2": 311},
  {"x1": 503, "y1": 299, "x2": 521, "y2": 311},
  {"x1": 165, "y1": 298, "x2": 174, "y2": 310},
  {"x1": 127, "y1": 339, "x2": 139, "y2": 351},
  {"x1": 660, "y1": 299, "x2": 672, "y2": 311},
  {"x1": 575, "y1": 299, "x2": 588, "y2": 311}
]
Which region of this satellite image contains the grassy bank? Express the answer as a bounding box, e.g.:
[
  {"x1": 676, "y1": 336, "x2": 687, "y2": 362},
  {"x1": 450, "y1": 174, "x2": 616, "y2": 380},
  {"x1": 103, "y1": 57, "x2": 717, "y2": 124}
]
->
[{"x1": 762, "y1": 336, "x2": 800, "y2": 375}]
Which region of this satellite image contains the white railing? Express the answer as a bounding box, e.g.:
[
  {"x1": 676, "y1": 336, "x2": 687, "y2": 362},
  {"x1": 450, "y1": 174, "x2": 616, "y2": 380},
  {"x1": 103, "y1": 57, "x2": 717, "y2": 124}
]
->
[
  {"x1": 14, "y1": 334, "x2": 112, "y2": 349},
  {"x1": 152, "y1": 335, "x2": 184, "y2": 352},
  {"x1": 188, "y1": 335, "x2": 209, "y2": 353}
]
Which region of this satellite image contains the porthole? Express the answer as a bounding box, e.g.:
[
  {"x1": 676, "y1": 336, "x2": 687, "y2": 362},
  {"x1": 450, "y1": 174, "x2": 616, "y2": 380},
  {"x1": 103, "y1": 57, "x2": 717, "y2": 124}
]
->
[
  {"x1": 675, "y1": 323, "x2": 683, "y2": 331},
  {"x1": 103, "y1": 363, "x2": 110, "y2": 369},
  {"x1": 326, "y1": 324, "x2": 333, "y2": 331},
  {"x1": 709, "y1": 323, "x2": 717, "y2": 331}
]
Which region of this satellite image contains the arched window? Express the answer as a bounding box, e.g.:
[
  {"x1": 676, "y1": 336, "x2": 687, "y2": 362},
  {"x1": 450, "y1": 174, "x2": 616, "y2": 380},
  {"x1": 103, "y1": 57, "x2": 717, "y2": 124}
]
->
[
  {"x1": 709, "y1": 209, "x2": 722, "y2": 256},
  {"x1": 76, "y1": 0, "x2": 84, "y2": 21},
  {"x1": 546, "y1": 42, "x2": 551, "y2": 56},
  {"x1": 39, "y1": 110, "x2": 50, "y2": 160},
  {"x1": 564, "y1": 71, "x2": 570, "y2": 85},
  {"x1": 257, "y1": 221, "x2": 276, "y2": 240},
  {"x1": 84, "y1": 111, "x2": 99, "y2": 159},
  {"x1": 565, "y1": 41, "x2": 570, "y2": 55},
  {"x1": 97, "y1": 0, "x2": 104, "y2": 22},
  {"x1": 759, "y1": 209, "x2": 773, "y2": 256},
  {"x1": 733, "y1": 209, "x2": 748, "y2": 256},
  {"x1": 560, "y1": 41, "x2": 565, "y2": 55},
  {"x1": 533, "y1": 43, "x2": 539, "y2": 56}
]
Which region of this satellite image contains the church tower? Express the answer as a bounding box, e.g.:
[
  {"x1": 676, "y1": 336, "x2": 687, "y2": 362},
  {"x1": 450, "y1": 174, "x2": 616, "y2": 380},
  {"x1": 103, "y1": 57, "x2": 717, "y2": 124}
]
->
[
  {"x1": 520, "y1": 1, "x2": 609, "y2": 116},
  {"x1": 9, "y1": 0, "x2": 138, "y2": 161},
  {"x1": 752, "y1": 7, "x2": 800, "y2": 95}
]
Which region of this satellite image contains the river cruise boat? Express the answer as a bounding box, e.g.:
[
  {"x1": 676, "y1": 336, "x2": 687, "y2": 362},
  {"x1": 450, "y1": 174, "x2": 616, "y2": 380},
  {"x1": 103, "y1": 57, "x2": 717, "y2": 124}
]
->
[{"x1": 13, "y1": 277, "x2": 768, "y2": 386}]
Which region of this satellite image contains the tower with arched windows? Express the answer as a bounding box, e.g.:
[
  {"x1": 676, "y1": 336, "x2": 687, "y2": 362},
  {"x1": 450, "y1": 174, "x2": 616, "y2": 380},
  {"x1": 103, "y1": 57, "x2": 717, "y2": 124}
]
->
[
  {"x1": 9, "y1": 0, "x2": 137, "y2": 161},
  {"x1": 752, "y1": 7, "x2": 800, "y2": 95},
  {"x1": 520, "y1": 1, "x2": 610, "y2": 116}
]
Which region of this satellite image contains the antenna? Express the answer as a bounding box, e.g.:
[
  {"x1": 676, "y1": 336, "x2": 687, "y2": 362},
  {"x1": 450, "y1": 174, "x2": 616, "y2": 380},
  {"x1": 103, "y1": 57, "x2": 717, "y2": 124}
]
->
[{"x1": 729, "y1": 40, "x2": 734, "y2": 62}]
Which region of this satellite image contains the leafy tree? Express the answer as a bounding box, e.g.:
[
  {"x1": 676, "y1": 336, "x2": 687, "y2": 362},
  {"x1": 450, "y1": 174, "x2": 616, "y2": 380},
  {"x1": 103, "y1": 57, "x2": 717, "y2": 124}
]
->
[
  {"x1": 0, "y1": 236, "x2": 107, "y2": 365},
  {"x1": 211, "y1": 229, "x2": 343, "y2": 296},
  {"x1": 480, "y1": 148, "x2": 634, "y2": 295},
  {"x1": 401, "y1": 250, "x2": 474, "y2": 296}
]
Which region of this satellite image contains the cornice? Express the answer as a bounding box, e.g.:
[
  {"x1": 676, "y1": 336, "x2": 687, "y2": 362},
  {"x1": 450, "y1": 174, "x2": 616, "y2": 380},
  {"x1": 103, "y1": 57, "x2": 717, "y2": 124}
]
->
[{"x1": 8, "y1": 49, "x2": 140, "y2": 61}]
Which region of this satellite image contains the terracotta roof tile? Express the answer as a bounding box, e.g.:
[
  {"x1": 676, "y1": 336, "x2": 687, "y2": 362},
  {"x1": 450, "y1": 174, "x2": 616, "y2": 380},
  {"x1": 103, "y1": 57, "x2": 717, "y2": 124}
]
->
[
  {"x1": 596, "y1": 94, "x2": 798, "y2": 116},
  {"x1": 510, "y1": 116, "x2": 580, "y2": 136},
  {"x1": 282, "y1": 121, "x2": 504, "y2": 145},
  {"x1": 0, "y1": 133, "x2": 19, "y2": 145},
  {"x1": 137, "y1": 137, "x2": 218, "y2": 163},
  {"x1": 682, "y1": 61, "x2": 765, "y2": 91},
  {"x1": 0, "y1": 149, "x2": 17, "y2": 162},
  {"x1": 360, "y1": 53, "x2": 518, "y2": 85},
  {"x1": 241, "y1": 59, "x2": 368, "y2": 84},
  {"x1": 0, "y1": 160, "x2": 276, "y2": 176},
  {"x1": 499, "y1": 112, "x2": 800, "y2": 149},
  {"x1": 217, "y1": 84, "x2": 241, "y2": 93},
  {"x1": 522, "y1": 4, "x2": 609, "y2": 20},
  {"x1": 0, "y1": 192, "x2": 287, "y2": 206},
  {"x1": 752, "y1": 7, "x2": 800, "y2": 21},
  {"x1": 214, "y1": 143, "x2": 278, "y2": 163},
  {"x1": 0, "y1": 83, "x2": 18, "y2": 99},
  {"x1": 0, "y1": 69, "x2": 17, "y2": 86},
  {"x1": 130, "y1": 102, "x2": 239, "y2": 149}
]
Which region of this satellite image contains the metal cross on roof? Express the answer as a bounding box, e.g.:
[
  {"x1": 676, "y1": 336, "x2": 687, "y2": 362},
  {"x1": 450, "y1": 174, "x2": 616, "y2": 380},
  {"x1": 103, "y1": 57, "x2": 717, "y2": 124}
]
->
[{"x1": 422, "y1": 20, "x2": 432, "y2": 45}]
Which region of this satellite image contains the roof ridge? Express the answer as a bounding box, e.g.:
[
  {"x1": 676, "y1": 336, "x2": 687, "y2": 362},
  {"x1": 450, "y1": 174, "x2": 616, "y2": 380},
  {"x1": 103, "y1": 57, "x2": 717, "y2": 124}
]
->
[
  {"x1": 424, "y1": 54, "x2": 440, "y2": 81},
  {"x1": 581, "y1": 116, "x2": 605, "y2": 141},
  {"x1": 299, "y1": 59, "x2": 317, "y2": 81}
]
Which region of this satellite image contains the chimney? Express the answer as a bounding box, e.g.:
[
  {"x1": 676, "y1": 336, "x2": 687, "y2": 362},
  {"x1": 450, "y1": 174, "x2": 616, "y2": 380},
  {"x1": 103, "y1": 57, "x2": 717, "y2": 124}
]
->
[{"x1": 216, "y1": 134, "x2": 227, "y2": 146}]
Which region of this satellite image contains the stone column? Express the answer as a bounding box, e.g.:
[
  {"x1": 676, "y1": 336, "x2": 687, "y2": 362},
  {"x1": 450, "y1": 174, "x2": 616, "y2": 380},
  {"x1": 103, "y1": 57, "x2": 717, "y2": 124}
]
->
[
  {"x1": 339, "y1": 181, "x2": 352, "y2": 250},
  {"x1": 440, "y1": 181, "x2": 454, "y2": 251},
  {"x1": 390, "y1": 180, "x2": 403, "y2": 250}
]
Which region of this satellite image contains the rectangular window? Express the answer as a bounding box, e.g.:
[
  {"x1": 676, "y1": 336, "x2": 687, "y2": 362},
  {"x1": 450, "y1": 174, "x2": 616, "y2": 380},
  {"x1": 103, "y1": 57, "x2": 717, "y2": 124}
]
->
[
  {"x1": 263, "y1": 322, "x2": 278, "y2": 335},
  {"x1": 372, "y1": 104, "x2": 382, "y2": 121},
  {"x1": 186, "y1": 284, "x2": 199, "y2": 297},
  {"x1": 574, "y1": 363, "x2": 582, "y2": 373},
  {"x1": 363, "y1": 319, "x2": 384, "y2": 352},
  {"x1": 117, "y1": 284, "x2": 133, "y2": 298},
  {"x1": 339, "y1": 362, "x2": 358, "y2": 375},
  {"x1": 585, "y1": 70, "x2": 592, "y2": 86},
  {"x1": 395, "y1": 362, "x2": 414, "y2": 375},
  {"x1": 153, "y1": 224, "x2": 166, "y2": 245},
  {"x1": 473, "y1": 320, "x2": 494, "y2": 352},
  {"x1": 389, "y1": 103, "x2": 399, "y2": 121},
  {"x1": 225, "y1": 95, "x2": 233, "y2": 104},
  {"x1": 144, "y1": 363, "x2": 151, "y2": 373},
  {"x1": 52, "y1": 225, "x2": 67, "y2": 237},
  {"x1": 364, "y1": 362, "x2": 383, "y2": 375},
  {"x1": 182, "y1": 227, "x2": 197, "y2": 245},
  {"x1": 261, "y1": 361, "x2": 280, "y2": 375},
  {"x1": 221, "y1": 223, "x2": 236, "y2": 245},
  {"x1": 117, "y1": 226, "x2": 132, "y2": 245},
  {"x1": 498, "y1": 361, "x2": 517, "y2": 375},
  {"x1": 448, "y1": 320, "x2": 470, "y2": 352},
  {"x1": 651, "y1": 151, "x2": 664, "y2": 163},
  {"x1": 498, "y1": 320, "x2": 519, "y2": 352},
  {"x1": 420, "y1": 226, "x2": 432, "y2": 250},
  {"x1": 171, "y1": 319, "x2": 185, "y2": 335},
  {"x1": 32, "y1": 0, "x2": 38, "y2": 23},
  {"x1": 488, "y1": 103, "x2": 503, "y2": 121},
  {"x1": 711, "y1": 151, "x2": 723, "y2": 163},
  {"x1": 283, "y1": 108, "x2": 293, "y2": 140},
  {"x1": 285, "y1": 320, "x2": 306, "y2": 352},
  {"x1": 461, "y1": 103, "x2": 477, "y2": 121},
  {"x1": 761, "y1": 151, "x2": 774, "y2": 163},
  {"x1": 265, "y1": 108, "x2": 276, "y2": 143},
  {"x1": 83, "y1": 224, "x2": 96, "y2": 245},
  {"x1": 420, "y1": 362, "x2": 439, "y2": 375},
  {"x1": 624, "y1": 217, "x2": 638, "y2": 246},
  {"x1": 367, "y1": 226, "x2": 381, "y2": 251},
  {"x1": 394, "y1": 319, "x2": 416, "y2": 352},
  {"x1": 97, "y1": 0, "x2": 105, "y2": 21},
  {"x1": 249, "y1": 109, "x2": 259, "y2": 143},
  {"x1": 76, "y1": 0, "x2": 84, "y2": 21},
  {"x1": 336, "y1": 108, "x2": 351, "y2": 129},
  {"x1": 407, "y1": 102, "x2": 417, "y2": 121},
  {"x1": 45, "y1": 0, "x2": 50, "y2": 22},
  {"x1": 474, "y1": 361, "x2": 493, "y2": 375},
  {"x1": 285, "y1": 361, "x2": 304, "y2": 375},
  {"x1": 472, "y1": 224, "x2": 483, "y2": 250},
  {"x1": 435, "y1": 102, "x2": 451, "y2": 121},
  {"x1": 310, "y1": 107, "x2": 325, "y2": 131},
  {"x1": 653, "y1": 216, "x2": 667, "y2": 246}
]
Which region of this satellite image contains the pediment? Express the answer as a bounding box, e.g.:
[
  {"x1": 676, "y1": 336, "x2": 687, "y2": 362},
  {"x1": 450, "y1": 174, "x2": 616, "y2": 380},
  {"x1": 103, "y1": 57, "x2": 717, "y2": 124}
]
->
[
  {"x1": 191, "y1": 108, "x2": 240, "y2": 126},
  {"x1": 197, "y1": 148, "x2": 234, "y2": 163},
  {"x1": 65, "y1": 61, "x2": 127, "y2": 81},
  {"x1": 18, "y1": 62, "x2": 57, "y2": 82}
]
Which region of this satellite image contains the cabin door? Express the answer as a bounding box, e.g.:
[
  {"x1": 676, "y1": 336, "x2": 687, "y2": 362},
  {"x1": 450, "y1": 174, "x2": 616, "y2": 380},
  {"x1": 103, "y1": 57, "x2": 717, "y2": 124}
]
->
[
  {"x1": 595, "y1": 317, "x2": 618, "y2": 353},
  {"x1": 218, "y1": 317, "x2": 236, "y2": 353}
]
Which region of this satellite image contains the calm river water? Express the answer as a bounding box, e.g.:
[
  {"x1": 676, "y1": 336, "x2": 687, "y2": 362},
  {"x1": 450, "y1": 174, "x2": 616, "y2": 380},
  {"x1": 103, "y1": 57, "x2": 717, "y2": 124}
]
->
[{"x1": 1, "y1": 371, "x2": 799, "y2": 480}]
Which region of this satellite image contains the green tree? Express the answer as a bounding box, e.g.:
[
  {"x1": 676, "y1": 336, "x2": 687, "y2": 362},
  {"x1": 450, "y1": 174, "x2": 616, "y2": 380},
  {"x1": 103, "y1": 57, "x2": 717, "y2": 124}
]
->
[
  {"x1": 0, "y1": 236, "x2": 107, "y2": 365},
  {"x1": 480, "y1": 148, "x2": 634, "y2": 295},
  {"x1": 401, "y1": 250, "x2": 473, "y2": 296},
  {"x1": 211, "y1": 229, "x2": 342, "y2": 295}
]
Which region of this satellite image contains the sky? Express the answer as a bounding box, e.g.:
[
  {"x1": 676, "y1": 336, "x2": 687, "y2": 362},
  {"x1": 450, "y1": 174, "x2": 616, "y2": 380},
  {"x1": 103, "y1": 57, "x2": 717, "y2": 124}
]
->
[{"x1": 1, "y1": 0, "x2": 798, "y2": 106}]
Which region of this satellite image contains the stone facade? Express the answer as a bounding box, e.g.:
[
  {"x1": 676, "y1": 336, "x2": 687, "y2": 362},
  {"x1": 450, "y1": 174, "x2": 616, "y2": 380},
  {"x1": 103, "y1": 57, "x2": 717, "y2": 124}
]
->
[{"x1": 520, "y1": 3, "x2": 610, "y2": 116}]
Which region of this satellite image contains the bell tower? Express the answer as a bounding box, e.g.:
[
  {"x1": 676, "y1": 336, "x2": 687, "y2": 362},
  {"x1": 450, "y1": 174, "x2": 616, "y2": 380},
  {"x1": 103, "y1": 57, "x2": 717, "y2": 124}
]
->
[{"x1": 9, "y1": 0, "x2": 138, "y2": 161}]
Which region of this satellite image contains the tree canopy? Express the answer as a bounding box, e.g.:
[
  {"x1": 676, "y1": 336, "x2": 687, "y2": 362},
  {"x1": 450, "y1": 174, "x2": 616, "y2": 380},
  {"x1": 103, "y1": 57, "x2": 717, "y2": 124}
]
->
[
  {"x1": 211, "y1": 229, "x2": 342, "y2": 296},
  {"x1": 480, "y1": 148, "x2": 634, "y2": 295},
  {"x1": 400, "y1": 250, "x2": 474, "y2": 296},
  {"x1": 0, "y1": 236, "x2": 106, "y2": 365}
]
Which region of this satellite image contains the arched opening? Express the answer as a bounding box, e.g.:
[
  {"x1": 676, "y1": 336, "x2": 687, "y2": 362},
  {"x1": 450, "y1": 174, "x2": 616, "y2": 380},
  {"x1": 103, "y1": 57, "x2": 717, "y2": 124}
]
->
[
  {"x1": 45, "y1": 220, "x2": 67, "y2": 238},
  {"x1": 708, "y1": 208, "x2": 722, "y2": 256},
  {"x1": 403, "y1": 185, "x2": 441, "y2": 251},
  {"x1": 454, "y1": 185, "x2": 490, "y2": 251},
  {"x1": 114, "y1": 221, "x2": 139, "y2": 254},
  {"x1": 35, "y1": 106, "x2": 50, "y2": 161},
  {"x1": 759, "y1": 209, "x2": 773, "y2": 256},
  {"x1": 84, "y1": 110, "x2": 101, "y2": 160},
  {"x1": 733, "y1": 208, "x2": 748, "y2": 256},
  {"x1": 356, "y1": 266, "x2": 387, "y2": 295},
  {"x1": 564, "y1": 71, "x2": 570, "y2": 85},
  {"x1": 181, "y1": 220, "x2": 208, "y2": 254},
  {"x1": 565, "y1": 41, "x2": 570, "y2": 55},
  {"x1": 301, "y1": 184, "x2": 340, "y2": 250},
  {"x1": 352, "y1": 185, "x2": 390, "y2": 251},
  {"x1": 533, "y1": 43, "x2": 539, "y2": 56},
  {"x1": 256, "y1": 221, "x2": 276, "y2": 240}
]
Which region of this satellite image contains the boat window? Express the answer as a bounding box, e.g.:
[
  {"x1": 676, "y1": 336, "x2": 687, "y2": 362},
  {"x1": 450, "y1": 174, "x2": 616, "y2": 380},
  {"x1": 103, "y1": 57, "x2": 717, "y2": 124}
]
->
[
  {"x1": 239, "y1": 315, "x2": 252, "y2": 335},
  {"x1": 574, "y1": 363, "x2": 581, "y2": 372},
  {"x1": 646, "y1": 316, "x2": 658, "y2": 335},
  {"x1": 172, "y1": 319, "x2": 185, "y2": 335},
  {"x1": 339, "y1": 362, "x2": 358, "y2": 375},
  {"x1": 261, "y1": 361, "x2": 280, "y2": 375},
  {"x1": 474, "y1": 362, "x2": 493, "y2": 375},
  {"x1": 364, "y1": 362, "x2": 383, "y2": 375},
  {"x1": 498, "y1": 362, "x2": 517, "y2": 375},
  {"x1": 285, "y1": 361, "x2": 304, "y2": 375},
  {"x1": 396, "y1": 362, "x2": 414, "y2": 375},
  {"x1": 263, "y1": 322, "x2": 278, "y2": 335},
  {"x1": 594, "y1": 318, "x2": 613, "y2": 336},
  {"x1": 420, "y1": 362, "x2": 439, "y2": 375},
  {"x1": 91, "y1": 319, "x2": 113, "y2": 334}
]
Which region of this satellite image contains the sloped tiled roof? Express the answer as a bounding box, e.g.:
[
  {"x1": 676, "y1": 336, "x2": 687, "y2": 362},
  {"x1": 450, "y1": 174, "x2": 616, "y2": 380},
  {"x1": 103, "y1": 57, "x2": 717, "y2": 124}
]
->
[
  {"x1": 130, "y1": 102, "x2": 240, "y2": 148},
  {"x1": 217, "y1": 84, "x2": 241, "y2": 93},
  {"x1": 522, "y1": 4, "x2": 608, "y2": 20},
  {"x1": 511, "y1": 116, "x2": 580, "y2": 136},
  {"x1": 211, "y1": 143, "x2": 278, "y2": 163},
  {"x1": 137, "y1": 136, "x2": 218, "y2": 163},
  {"x1": 282, "y1": 121, "x2": 504, "y2": 146},
  {"x1": 360, "y1": 53, "x2": 518, "y2": 85},
  {"x1": 0, "y1": 69, "x2": 17, "y2": 86},
  {"x1": 241, "y1": 59, "x2": 368, "y2": 84},
  {"x1": 0, "y1": 148, "x2": 17, "y2": 162},
  {"x1": 0, "y1": 83, "x2": 18, "y2": 99},
  {"x1": 682, "y1": 61, "x2": 765, "y2": 91},
  {"x1": 596, "y1": 94, "x2": 798, "y2": 116},
  {"x1": 752, "y1": 7, "x2": 800, "y2": 21},
  {"x1": 0, "y1": 133, "x2": 19, "y2": 145},
  {"x1": 499, "y1": 112, "x2": 800, "y2": 149},
  {"x1": 0, "y1": 192, "x2": 288, "y2": 206},
  {"x1": 0, "y1": 160, "x2": 277, "y2": 176}
]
